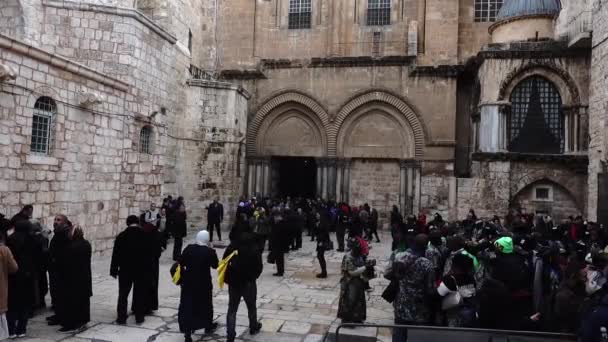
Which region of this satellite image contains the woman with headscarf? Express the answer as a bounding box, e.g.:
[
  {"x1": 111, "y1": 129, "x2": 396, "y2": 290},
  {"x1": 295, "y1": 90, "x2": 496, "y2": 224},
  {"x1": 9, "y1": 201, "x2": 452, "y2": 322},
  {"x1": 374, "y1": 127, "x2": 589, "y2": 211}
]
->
[
  {"x1": 337, "y1": 238, "x2": 369, "y2": 324},
  {"x1": 178, "y1": 231, "x2": 218, "y2": 342}
]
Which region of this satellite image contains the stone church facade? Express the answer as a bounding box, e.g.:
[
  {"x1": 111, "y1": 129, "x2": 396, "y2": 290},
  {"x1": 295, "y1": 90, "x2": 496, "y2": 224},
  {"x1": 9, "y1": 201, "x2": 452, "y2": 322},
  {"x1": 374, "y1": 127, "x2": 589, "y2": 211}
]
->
[{"x1": 0, "y1": 0, "x2": 604, "y2": 251}]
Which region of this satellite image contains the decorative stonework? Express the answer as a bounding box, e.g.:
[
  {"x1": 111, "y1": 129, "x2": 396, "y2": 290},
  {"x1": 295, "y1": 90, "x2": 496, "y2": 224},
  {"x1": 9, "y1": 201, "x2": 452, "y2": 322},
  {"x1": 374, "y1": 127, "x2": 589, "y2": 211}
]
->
[
  {"x1": 0, "y1": 64, "x2": 17, "y2": 82},
  {"x1": 247, "y1": 91, "x2": 330, "y2": 155},
  {"x1": 329, "y1": 90, "x2": 427, "y2": 158},
  {"x1": 497, "y1": 61, "x2": 582, "y2": 105},
  {"x1": 77, "y1": 90, "x2": 105, "y2": 107}
]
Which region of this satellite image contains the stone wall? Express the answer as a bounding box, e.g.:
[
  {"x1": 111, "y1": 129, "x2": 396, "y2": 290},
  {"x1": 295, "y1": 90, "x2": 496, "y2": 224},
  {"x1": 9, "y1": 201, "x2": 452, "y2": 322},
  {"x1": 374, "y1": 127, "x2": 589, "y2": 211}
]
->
[
  {"x1": 588, "y1": 0, "x2": 608, "y2": 221},
  {"x1": 0, "y1": 36, "x2": 130, "y2": 252},
  {"x1": 0, "y1": 0, "x2": 25, "y2": 40},
  {"x1": 456, "y1": 160, "x2": 586, "y2": 221},
  {"x1": 349, "y1": 159, "x2": 400, "y2": 227},
  {"x1": 169, "y1": 81, "x2": 249, "y2": 227},
  {"x1": 512, "y1": 181, "x2": 581, "y2": 223}
]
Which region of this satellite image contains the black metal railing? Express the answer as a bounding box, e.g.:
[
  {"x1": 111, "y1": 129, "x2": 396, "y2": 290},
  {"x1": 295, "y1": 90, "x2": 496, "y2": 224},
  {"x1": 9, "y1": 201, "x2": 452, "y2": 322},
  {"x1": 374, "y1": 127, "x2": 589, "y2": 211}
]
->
[{"x1": 332, "y1": 323, "x2": 577, "y2": 342}]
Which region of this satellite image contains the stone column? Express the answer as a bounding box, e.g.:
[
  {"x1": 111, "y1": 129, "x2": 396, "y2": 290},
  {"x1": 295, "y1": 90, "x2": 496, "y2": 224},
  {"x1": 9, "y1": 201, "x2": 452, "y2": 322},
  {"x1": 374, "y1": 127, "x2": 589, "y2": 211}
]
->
[
  {"x1": 335, "y1": 159, "x2": 344, "y2": 202},
  {"x1": 262, "y1": 158, "x2": 271, "y2": 197},
  {"x1": 255, "y1": 159, "x2": 263, "y2": 196},
  {"x1": 399, "y1": 160, "x2": 409, "y2": 216},
  {"x1": 448, "y1": 176, "x2": 457, "y2": 221},
  {"x1": 316, "y1": 160, "x2": 322, "y2": 197},
  {"x1": 564, "y1": 105, "x2": 589, "y2": 153},
  {"x1": 412, "y1": 162, "x2": 421, "y2": 215},
  {"x1": 326, "y1": 158, "x2": 337, "y2": 200},
  {"x1": 343, "y1": 159, "x2": 352, "y2": 203},
  {"x1": 246, "y1": 158, "x2": 255, "y2": 197},
  {"x1": 478, "y1": 102, "x2": 510, "y2": 153},
  {"x1": 322, "y1": 160, "x2": 328, "y2": 200}
]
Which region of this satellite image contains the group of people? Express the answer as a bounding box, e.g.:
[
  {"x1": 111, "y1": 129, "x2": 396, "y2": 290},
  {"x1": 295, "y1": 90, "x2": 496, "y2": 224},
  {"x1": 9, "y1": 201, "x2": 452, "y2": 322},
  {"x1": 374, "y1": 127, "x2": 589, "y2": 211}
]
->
[
  {"x1": 0, "y1": 206, "x2": 92, "y2": 339},
  {"x1": 379, "y1": 208, "x2": 608, "y2": 342}
]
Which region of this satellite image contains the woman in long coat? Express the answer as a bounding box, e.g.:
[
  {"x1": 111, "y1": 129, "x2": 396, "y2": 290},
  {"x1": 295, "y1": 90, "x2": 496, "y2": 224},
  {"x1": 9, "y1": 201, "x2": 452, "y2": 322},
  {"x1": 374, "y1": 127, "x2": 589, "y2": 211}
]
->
[
  {"x1": 178, "y1": 231, "x2": 218, "y2": 342},
  {"x1": 337, "y1": 238, "x2": 368, "y2": 324}
]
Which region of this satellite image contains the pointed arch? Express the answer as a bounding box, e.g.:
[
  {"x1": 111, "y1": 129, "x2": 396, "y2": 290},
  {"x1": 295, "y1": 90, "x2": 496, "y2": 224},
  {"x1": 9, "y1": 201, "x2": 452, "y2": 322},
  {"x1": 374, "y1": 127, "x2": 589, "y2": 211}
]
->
[
  {"x1": 329, "y1": 90, "x2": 428, "y2": 158},
  {"x1": 247, "y1": 91, "x2": 329, "y2": 156}
]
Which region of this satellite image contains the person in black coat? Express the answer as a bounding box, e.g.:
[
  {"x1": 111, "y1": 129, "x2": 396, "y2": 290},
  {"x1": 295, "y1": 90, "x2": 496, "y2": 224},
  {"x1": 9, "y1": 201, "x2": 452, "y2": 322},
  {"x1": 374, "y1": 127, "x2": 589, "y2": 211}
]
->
[
  {"x1": 49, "y1": 218, "x2": 91, "y2": 332},
  {"x1": 110, "y1": 215, "x2": 147, "y2": 324},
  {"x1": 172, "y1": 204, "x2": 188, "y2": 261},
  {"x1": 223, "y1": 230, "x2": 263, "y2": 342},
  {"x1": 46, "y1": 215, "x2": 72, "y2": 327},
  {"x1": 269, "y1": 211, "x2": 291, "y2": 277},
  {"x1": 178, "y1": 230, "x2": 218, "y2": 342},
  {"x1": 206, "y1": 199, "x2": 224, "y2": 242},
  {"x1": 140, "y1": 220, "x2": 164, "y2": 315},
  {"x1": 9, "y1": 205, "x2": 32, "y2": 227},
  {"x1": 7, "y1": 220, "x2": 37, "y2": 337},
  {"x1": 315, "y1": 213, "x2": 330, "y2": 278}
]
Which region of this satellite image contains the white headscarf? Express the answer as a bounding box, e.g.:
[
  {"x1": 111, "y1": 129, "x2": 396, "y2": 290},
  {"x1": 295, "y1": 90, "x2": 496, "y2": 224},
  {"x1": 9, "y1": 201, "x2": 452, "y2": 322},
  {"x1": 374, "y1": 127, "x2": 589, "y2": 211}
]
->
[{"x1": 196, "y1": 230, "x2": 210, "y2": 246}]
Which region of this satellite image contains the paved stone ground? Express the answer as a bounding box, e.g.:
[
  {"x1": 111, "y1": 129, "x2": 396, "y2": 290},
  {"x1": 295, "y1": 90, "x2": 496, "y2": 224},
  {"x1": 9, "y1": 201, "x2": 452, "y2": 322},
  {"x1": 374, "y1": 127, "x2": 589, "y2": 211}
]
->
[{"x1": 22, "y1": 231, "x2": 395, "y2": 342}]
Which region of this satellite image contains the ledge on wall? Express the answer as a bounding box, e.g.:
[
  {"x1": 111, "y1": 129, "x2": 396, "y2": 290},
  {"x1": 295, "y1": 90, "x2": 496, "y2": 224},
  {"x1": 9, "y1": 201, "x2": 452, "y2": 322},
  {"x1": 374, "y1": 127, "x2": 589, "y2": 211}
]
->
[
  {"x1": 472, "y1": 152, "x2": 589, "y2": 171},
  {"x1": 25, "y1": 154, "x2": 59, "y2": 166},
  {"x1": 479, "y1": 40, "x2": 590, "y2": 59}
]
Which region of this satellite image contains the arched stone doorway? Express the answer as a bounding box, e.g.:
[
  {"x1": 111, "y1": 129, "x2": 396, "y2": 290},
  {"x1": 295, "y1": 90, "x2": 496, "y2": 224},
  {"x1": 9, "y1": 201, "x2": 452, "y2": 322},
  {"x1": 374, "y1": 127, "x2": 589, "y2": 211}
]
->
[
  {"x1": 509, "y1": 180, "x2": 582, "y2": 223},
  {"x1": 246, "y1": 92, "x2": 329, "y2": 197},
  {"x1": 333, "y1": 94, "x2": 424, "y2": 218},
  {"x1": 247, "y1": 90, "x2": 426, "y2": 212}
]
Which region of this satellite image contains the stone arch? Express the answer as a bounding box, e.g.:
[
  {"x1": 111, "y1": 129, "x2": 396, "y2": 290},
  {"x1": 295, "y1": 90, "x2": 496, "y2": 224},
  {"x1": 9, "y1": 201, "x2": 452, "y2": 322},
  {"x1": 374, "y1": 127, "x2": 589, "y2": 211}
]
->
[
  {"x1": 511, "y1": 175, "x2": 581, "y2": 210},
  {"x1": 247, "y1": 91, "x2": 330, "y2": 155},
  {"x1": 498, "y1": 62, "x2": 581, "y2": 106},
  {"x1": 329, "y1": 90, "x2": 427, "y2": 158},
  {"x1": 509, "y1": 179, "x2": 583, "y2": 219}
]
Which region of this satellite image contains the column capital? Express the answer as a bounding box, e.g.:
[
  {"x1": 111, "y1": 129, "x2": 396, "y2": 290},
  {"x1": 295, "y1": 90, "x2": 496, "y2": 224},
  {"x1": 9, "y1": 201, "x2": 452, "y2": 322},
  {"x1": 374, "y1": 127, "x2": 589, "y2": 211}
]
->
[{"x1": 400, "y1": 159, "x2": 420, "y2": 169}]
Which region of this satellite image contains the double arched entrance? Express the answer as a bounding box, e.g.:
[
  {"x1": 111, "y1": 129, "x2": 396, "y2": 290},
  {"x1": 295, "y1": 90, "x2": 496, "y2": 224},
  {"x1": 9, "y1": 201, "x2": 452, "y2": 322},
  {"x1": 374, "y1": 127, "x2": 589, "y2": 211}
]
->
[{"x1": 246, "y1": 90, "x2": 427, "y2": 216}]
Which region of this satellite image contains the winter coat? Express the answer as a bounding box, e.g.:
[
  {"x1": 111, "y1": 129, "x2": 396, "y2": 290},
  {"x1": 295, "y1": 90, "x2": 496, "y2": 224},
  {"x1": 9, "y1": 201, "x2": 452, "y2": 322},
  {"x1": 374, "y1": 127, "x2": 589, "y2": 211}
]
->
[
  {"x1": 173, "y1": 212, "x2": 188, "y2": 238},
  {"x1": 207, "y1": 202, "x2": 224, "y2": 224},
  {"x1": 0, "y1": 246, "x2": 17, "y2": 313},
  {"x1": 223, "y1": 233, "x2": 263, "y2": 286}
]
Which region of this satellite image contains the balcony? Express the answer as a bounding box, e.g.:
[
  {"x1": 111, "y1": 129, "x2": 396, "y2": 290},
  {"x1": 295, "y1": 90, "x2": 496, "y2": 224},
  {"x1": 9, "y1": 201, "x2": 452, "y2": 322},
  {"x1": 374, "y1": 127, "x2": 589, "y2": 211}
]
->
[{"x1": 565, "y1": 10, "x2": 592, "y2": 49}]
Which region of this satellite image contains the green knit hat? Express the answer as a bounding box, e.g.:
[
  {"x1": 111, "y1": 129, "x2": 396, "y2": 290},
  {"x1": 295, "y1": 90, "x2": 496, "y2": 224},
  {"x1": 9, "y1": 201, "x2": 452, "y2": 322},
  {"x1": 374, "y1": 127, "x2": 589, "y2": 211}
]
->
[{"x1": 495, "y1": 237, "x2": 514, "y2": 254}]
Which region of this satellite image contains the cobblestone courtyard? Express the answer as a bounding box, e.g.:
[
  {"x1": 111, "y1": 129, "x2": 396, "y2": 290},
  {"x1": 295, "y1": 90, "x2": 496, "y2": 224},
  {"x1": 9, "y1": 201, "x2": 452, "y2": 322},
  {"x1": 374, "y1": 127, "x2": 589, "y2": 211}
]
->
[{"x1": 22, "y1": 231, "x2": 394, "y2": 342}]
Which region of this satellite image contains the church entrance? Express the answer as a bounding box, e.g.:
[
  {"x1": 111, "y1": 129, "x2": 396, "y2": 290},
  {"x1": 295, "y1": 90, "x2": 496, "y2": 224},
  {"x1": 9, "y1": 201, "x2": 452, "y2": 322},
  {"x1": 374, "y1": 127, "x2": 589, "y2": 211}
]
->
[{"x1": 273, "y1": 156, "x2": 316, "y2": 198}]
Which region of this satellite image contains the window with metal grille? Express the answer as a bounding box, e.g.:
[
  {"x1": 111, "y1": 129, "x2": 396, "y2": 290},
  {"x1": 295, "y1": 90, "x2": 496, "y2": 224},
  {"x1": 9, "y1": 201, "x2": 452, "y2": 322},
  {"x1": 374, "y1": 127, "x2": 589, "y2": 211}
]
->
[
  {"x1": 289, "y1": 0, "x2": 312, "y2": 29},
  {"x1": 474, "y1": 0, "x2": 503, "y2": 22},
  {"x1": 508, "y1": 76, "x2": 563, "y2": 154},
  {"x1": 367, "y1": 0, "x2": 391, "y2": 26},
  {"x1": 30, "y1": 97, "x2": 56, "y2": 155},
  {"x1": 139, "y1": 126, "x2": 152, "y2": 154}
]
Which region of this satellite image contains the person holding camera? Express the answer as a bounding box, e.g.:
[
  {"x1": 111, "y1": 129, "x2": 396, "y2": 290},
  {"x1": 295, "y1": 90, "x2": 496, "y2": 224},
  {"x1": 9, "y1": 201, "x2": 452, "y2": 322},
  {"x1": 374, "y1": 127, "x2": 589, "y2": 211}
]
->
[{"x1": 337, "y1": 238, "x2": 375, "y2": 325}]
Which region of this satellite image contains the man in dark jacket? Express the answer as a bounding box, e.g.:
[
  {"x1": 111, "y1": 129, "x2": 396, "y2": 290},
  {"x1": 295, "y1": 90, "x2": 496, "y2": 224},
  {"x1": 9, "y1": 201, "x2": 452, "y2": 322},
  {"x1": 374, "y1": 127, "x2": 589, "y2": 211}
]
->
[
  {"x1": 270, "y1": 212, "x2": 290, "y2": 276},
  {"x1": 223, "y1": 230, "x2": 263, "y2": 342},
  {"x1": 110, "y1": 215, "x2": 147, "y2": 324},
  {"x1": 206, "y1": 198, "x2": 224, "y2": 242},
  {"x1": 10, "y1": 205, "x2": 33, "y2": 226}
]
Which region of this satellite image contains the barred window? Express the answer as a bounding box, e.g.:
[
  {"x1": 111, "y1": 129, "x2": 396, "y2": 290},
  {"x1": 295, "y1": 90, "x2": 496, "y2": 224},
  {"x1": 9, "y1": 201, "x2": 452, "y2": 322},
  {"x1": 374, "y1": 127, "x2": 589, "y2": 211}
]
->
[
  {"x1": 367, "y1": 0, "x2": 391, "y2": 26},
  {"x1": 475, "y1": 0, "x2": 503, "y2": 22},
  {"x1": 30, "y1": 97, "x2": 56, "y2": 155},
  {"x1": 289, "y1": 0, "x2": 312, "y2": 29},
  {"x1": 139, "y1": 126, "x2": 152, "y2": 154},
  {"x1": 508, "y1": 76, "x2": 563, "y2": 154}
]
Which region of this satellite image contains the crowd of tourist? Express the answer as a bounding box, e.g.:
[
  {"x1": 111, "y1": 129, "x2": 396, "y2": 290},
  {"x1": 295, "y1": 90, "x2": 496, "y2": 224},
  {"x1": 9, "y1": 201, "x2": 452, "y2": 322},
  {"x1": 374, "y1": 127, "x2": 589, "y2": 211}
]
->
[{"x1": 3, "y1": 194, "x2": 608, "y2": 342}]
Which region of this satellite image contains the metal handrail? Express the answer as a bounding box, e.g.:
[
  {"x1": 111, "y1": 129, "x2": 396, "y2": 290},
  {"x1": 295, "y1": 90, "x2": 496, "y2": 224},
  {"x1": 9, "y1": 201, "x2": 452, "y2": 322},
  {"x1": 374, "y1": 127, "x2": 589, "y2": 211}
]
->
[{"x1": 332, "y1": 322, "x2": 577, "y2": 342}]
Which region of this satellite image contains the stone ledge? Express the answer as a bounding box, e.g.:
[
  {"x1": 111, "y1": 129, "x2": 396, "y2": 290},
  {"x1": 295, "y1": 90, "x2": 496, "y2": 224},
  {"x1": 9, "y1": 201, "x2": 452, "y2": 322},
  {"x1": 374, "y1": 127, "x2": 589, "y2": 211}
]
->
[
  {"x1": 0, "y1": 33, "x2": 130, "y2": 92},
  {"x1": 25, "y1": 154, "x2": 59, "y2": 166},
  {"x1": 42, "y1": 0, "x2": 177, "y2": 45},
  {"x1": 472, "y1": 152, "x2": 589, "y2": 168},
  {"x1": 186, "y1": 79, "x2": 251, "y2": 99}
]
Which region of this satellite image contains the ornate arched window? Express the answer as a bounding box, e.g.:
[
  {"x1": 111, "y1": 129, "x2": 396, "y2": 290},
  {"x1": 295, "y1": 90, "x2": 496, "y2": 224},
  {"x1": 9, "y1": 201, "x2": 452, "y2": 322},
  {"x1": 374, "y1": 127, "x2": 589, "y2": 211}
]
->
[
  {"x1": 31, "y1": 97, "x2": 57, "y2": 155},
  {"x1": 139, "y1": 126, "x2": 152, "y2": 154},
  {"x1": 508, "y1": 76, "x2": 563, "y2": 154}
]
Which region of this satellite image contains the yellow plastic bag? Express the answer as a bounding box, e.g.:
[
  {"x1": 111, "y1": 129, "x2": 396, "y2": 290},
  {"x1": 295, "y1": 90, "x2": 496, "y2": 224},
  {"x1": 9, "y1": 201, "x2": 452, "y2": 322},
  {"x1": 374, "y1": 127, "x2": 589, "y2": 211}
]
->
[
  {"x1": 217, "y1": 250, "x2": 238, "y2": 289},
  {"x1": 172, "y1": 264, "x2": 181, "y2": 285}
]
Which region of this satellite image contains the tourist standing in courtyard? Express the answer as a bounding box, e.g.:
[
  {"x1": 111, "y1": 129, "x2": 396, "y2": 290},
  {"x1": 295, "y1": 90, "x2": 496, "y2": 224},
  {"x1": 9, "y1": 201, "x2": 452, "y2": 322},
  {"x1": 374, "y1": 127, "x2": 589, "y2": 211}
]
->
[
  {"x1": 178, "y1": 230, "x2": 218, "y2": 342},
  {"x1": 315, "y1": 212, "x2": 330, "y2": 278},
  {"x1": 0, "y1": 230, "x2": 17, "y2": 340},
  {"x1": 223, "y1": 226, "x2": 263, "y2": 342},
  {"x1": 338, "y1": 238, "x2": 369, "y2": 325},
  {"x1": 172, "y1": 204, "x2": 188, "y2": 261},
  {"x1": 269, "y1": 209, "x2": 290, "y2": 277},
  {"x1": 110, "y1": 215, "x2": 147, "y2": 324},
  {"x1": 385, "y1": 234, "x2": 435, "y2": 341},
  {"x1": 206, "y1": 198, "x2": 224, "y2": 242},
  {"x1": 7, "y1": 220, "x2": 37, "y2": 337},
  {"x1": 51, "y1": 220, "x2": 92, "y2": 332}
]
